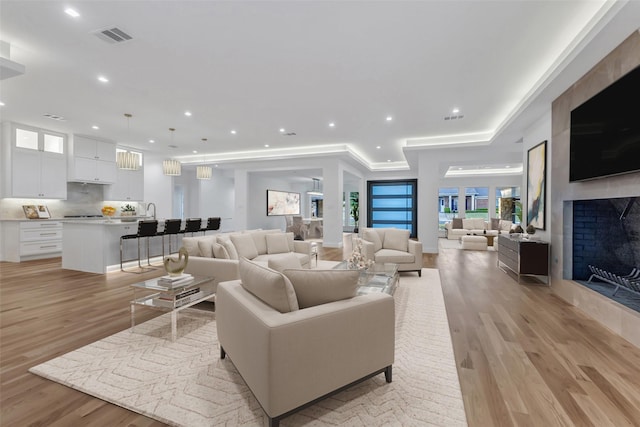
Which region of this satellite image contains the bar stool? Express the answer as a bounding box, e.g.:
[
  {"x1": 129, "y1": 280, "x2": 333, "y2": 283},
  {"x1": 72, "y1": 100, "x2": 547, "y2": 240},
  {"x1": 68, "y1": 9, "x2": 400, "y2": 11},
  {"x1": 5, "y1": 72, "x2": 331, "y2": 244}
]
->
[
  {"x1": 161, "y1": 219, "x2": 182, "y2": 255},
  {"x1": 200, "y1": 217, "x2": 221, "y2": 235},
  {"x1": 120, "y1": 220, "x2": 160, "y2": 273},
  {"x1": 181, "y1": 218, "x2": 202, "y2": 237}
]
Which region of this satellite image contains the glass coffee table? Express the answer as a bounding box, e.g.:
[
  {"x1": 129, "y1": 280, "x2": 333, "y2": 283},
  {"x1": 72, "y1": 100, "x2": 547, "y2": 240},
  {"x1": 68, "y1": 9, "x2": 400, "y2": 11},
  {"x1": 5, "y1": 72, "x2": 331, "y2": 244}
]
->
[
  {"x1": 130, "y1": 275, "x2": 215, "y2": 341},
  {"x1": 333, "y1": 261, "x2": 399, "y2": 296}
]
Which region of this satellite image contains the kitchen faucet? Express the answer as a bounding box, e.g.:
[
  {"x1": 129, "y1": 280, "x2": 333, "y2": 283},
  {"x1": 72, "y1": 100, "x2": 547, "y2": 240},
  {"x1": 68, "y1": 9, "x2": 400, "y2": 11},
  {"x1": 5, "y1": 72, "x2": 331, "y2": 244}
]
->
[{"x1": 147, "y1": 202, "x2": 156, "y2": 220}]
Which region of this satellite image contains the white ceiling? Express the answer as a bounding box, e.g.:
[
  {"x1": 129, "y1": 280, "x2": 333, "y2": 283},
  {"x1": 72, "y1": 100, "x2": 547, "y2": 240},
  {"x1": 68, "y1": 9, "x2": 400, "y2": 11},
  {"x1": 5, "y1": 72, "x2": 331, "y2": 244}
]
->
[{"x1": 0, "y1": 0, "x2": 637, "y2": 173}]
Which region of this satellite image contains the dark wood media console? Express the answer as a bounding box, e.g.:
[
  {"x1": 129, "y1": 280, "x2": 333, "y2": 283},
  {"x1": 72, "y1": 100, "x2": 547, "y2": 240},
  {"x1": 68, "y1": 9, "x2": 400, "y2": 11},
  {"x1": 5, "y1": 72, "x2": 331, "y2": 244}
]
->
[{"x1": 498, "y1": 235, "x2": 549, "y2": 284}]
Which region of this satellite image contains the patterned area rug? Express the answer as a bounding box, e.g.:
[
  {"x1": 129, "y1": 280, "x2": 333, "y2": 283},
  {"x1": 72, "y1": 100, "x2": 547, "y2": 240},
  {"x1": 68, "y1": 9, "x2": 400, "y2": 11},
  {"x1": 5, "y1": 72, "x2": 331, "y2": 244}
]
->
[{"x1": 29, "y1": 269, "x2": 467, "y2": 426}]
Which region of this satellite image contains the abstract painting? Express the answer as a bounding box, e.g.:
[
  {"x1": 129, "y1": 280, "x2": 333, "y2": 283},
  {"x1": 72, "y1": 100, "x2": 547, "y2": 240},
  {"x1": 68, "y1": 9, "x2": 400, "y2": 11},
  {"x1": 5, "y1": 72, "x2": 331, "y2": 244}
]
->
[{"x1": 527, "y1": 140, "x2": 547, "y2": 230}]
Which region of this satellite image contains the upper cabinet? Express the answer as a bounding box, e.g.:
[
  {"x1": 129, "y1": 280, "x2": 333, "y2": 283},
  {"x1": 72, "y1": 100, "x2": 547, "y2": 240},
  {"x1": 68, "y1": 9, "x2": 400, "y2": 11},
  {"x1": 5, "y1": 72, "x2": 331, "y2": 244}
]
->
[
  {"x1": 68, "y1": 135, "x2": 116, "y2": 184},
  {"x1": 104, "y1": 150, "x2": 144, "y2": 201},
  {"x1": 1, "y1": 122, "x2": 67, "y2": 199}
]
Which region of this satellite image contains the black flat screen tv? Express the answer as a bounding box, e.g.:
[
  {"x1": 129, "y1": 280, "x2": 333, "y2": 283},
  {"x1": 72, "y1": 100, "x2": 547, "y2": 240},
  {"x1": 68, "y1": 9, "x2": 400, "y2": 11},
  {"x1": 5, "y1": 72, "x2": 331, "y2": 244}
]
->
[{"x1": 569, "y1": 65, "x2": 640, "y2": 182}]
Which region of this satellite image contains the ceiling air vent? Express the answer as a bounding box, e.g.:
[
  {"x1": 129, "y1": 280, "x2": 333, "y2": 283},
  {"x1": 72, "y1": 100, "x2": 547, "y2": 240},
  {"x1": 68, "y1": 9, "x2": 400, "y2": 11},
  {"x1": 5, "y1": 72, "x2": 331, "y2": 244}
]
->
[
  {"x1": 44, "y1": 113, "x2": 66, "y2": 121},
  {"x1": 93, "y1": 27, "x2": 133, "y2": 44},
  {"x1": 283, "y1": 132, "x2": 297, "y2": 136},
  {"x1": 444, "y1": 115, "x2": 464, "y2": 121}
]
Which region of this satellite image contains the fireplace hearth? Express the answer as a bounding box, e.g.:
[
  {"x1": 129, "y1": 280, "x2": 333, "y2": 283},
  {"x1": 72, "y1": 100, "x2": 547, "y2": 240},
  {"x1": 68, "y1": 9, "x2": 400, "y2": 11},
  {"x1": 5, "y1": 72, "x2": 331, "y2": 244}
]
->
[{"x1": 572, "y1": 196, "x2": 640, "y2": 311}]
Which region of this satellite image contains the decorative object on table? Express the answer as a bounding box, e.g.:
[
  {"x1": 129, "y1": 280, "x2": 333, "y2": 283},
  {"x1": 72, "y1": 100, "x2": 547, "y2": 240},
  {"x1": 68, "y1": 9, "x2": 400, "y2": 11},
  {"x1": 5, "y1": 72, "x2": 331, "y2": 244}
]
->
[
  {"x1": 350, "y1": 192, "x2": 359, "y2": 233},
  {"x1": 163, "y1": 246, "x2": 189, "y2": 276},
  {"x1": 510, "y1": 225, "x2": 524, "y2": 234},
  {"x1": 23, "y1": 204, "x2": 50, "y2": 219},
  {"x1": 121, "y1": 203, "x2": 137, "y2": 221},
  {"x1": 101, "y1": 205, "x2": 116, "y2": 222},
  {"x1": 527, "y1": 140, "x2": 547, "y2": 230},
  {"x1": 526, "y1": 224, "x2": 536, "y2": 235},
  {"x1": 348, "y1": 237, "x2": 374, "y2": 270}
]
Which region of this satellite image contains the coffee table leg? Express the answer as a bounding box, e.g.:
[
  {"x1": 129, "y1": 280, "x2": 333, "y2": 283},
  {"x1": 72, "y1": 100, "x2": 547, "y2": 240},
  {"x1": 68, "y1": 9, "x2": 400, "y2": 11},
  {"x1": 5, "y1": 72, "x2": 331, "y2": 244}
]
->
[
  {"x1": 171, "y1": 310, "x2": 177, "y2": 341},
  {"x1": 130, "y1": 303, "x2": 135, "y2": 333}
]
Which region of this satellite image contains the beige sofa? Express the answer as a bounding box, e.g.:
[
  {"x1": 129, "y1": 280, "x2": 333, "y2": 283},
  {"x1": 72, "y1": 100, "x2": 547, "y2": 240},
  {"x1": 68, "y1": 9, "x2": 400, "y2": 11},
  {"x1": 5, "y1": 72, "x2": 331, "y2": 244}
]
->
[
  {"x1": 182, "y1": 229, "x2": 312, "y2": 290},
  {"x1": 360, "y1": 227, "x2": 423, "y2": 276},
  {"x1": 445, "y1": 218, "x2": 513, "y2": 240},
  {"x1": 216, "y1": 258, "x2": 395, "y2": 427}
]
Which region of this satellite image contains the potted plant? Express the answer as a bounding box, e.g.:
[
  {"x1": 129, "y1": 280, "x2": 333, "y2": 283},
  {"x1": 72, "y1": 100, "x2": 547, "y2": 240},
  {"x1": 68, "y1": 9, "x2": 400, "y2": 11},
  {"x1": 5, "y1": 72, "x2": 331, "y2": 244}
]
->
[
  {"x1": 121, "y1": 204, "x2": 137, "y2": 221},
  {"x1": 350, "y1": 193, "x2": 359, "y2": 233}
]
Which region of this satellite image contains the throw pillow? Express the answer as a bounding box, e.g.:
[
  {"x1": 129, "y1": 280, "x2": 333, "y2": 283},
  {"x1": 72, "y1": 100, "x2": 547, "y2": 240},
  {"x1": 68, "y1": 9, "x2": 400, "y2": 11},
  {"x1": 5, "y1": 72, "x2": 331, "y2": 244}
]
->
[
  {"x1": 499, "y1": 220, "x2": 513, "y2": 232},
  {"x1": 451, "y1": 218, "x2": 463, "y2": 229},
  {"x1": 383, "y1": 228, "x2": 409, "y2": 252},
  {"x1": 239, "y1": 258, "x2": 299, "y2": 313},
  {"x1": 230, "y1": 234, "x2": 259, "y2": 260},
  {"x1": 283, "y1": 269, "x2": 360, "y2": 309},
  {"x1": 363, "y1": 228, "x2": 383, "y2": 253},
  {"x1": 197, "y1": 240, "x2": 215, "y2": 258},
  {"x1": 266, "y1": 233, "x2": 290, "y2": 254},
  {"x1": 462, "y1": 218, "x2": 474, "y2": 230},
  {"x1": 285, "y1": 232, "x2": 295, "y2": 251},
  {"x1": 181, "y1": 237, "x2": 202, "y2": 257},
  {"x1": 491, "y1": 218, "x2": 500, "y2": 230},
  {"x1": 218, "y1": 238, "x2": 239, "y2": 260},
  {"x1": 268, "y1": 253, "x2": 303, "y2": 272},
  {"x1": 212, "y1": 242, "x2": 229, "y2": 259}
]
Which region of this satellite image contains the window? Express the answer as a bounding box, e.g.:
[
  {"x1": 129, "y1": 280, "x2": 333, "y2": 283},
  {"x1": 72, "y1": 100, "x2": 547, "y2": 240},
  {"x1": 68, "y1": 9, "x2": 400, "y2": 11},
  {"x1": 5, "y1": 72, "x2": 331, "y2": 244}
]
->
[
  {"x1": 438, "y1": 187, "x2": 458, "y2": 230},
  {"x1": 367, "y1": 179, "x2": 417, "y2": 237},
  {"x1": 465, "y1": 187, "x2": 489, "y2": 220}
]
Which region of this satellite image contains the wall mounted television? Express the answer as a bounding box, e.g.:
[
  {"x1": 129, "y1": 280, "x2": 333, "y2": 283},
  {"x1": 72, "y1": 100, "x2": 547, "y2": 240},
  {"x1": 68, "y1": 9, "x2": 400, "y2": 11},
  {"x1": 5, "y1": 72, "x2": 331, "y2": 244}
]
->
[
  {"x1": 266, "y1": 189, "x2": 300, "y2": 216},
  {"x1": 569, "y1": 65, "x2": 640, "y2": 182}
]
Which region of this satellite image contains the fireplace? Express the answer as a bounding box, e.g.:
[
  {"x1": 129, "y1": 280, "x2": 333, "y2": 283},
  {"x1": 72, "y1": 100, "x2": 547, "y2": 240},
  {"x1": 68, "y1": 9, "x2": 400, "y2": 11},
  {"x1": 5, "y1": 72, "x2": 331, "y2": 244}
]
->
[{"x1": 571, "y1": 196, "x2": 640, "y2": 311}]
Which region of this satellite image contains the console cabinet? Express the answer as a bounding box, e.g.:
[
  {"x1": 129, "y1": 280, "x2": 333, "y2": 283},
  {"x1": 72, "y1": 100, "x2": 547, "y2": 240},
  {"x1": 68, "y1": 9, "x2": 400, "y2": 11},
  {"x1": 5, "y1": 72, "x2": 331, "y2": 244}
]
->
[{"x1": 498, "y1": 235, "x2": 549, "y2": 284}]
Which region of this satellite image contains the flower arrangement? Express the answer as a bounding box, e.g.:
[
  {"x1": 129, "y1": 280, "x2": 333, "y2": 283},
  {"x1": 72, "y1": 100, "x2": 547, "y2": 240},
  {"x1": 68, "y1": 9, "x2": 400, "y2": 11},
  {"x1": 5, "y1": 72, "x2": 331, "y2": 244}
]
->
[
  {"x1": 121, "y1": 204, "x2": 136, "y2": 213},
  {"x1": 347, "y1": 237, "x2": 375, "y2": 270},
  {"x1": 101, "y1": 206, "x2": 116, "y2": 217}
]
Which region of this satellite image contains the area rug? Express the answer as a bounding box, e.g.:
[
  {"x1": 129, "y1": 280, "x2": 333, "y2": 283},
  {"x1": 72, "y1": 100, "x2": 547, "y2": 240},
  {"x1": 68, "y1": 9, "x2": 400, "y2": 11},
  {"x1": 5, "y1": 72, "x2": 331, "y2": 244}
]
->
[{"x1": 29, "y1": 269, "x2": 467, "y2": 426}]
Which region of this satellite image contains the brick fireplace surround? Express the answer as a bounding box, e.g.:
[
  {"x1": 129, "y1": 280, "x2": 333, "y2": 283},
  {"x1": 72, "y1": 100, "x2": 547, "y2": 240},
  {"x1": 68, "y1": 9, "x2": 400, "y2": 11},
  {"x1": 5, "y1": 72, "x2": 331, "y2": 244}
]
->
[{"x1": 551, "y1": 30, "x2": 640, "y2": 348}]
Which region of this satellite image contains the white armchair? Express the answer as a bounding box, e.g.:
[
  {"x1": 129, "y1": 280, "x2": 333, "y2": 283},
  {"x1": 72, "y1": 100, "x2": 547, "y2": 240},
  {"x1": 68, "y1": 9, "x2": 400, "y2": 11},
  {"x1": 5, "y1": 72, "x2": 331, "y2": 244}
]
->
[{"x1": 360, "y1": 227, "x2": 423, "y2": 276}]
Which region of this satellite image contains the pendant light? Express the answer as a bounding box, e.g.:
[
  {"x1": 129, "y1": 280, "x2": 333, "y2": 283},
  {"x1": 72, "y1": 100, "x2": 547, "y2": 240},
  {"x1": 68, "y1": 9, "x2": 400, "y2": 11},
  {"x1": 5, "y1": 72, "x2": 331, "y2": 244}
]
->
[
  {"x1": 196, "y1": 138, "x2": 212, "y2": 180},
  {"x1": 163, "y1": 128, "x2": 181, "y2": 176},
  {"x1": 117, "y1": 113, "x2": 141, "y2": 170}
]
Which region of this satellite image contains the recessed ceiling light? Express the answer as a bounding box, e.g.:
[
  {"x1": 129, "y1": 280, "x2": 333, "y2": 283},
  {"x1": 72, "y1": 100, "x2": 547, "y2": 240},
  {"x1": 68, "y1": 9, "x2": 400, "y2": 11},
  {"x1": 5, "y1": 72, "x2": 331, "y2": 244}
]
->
[
  {"x1": 97, "y1": 75, "x2": 109, "y2": 83},
  {"x1": 376, "y1": 146, "x2": 381, "y2": 149},
  {"x1": 65, "y1": 8, "x2": 80, "y2": 17},
  {"x1": 0, "y1": 101, "x2": 5, "y2": 106},
  {"x1": 386, "y1": 116, "x2": 393, "y2": 121},
  {"x1": 452, "y1": 108, "x2": 460, "y2": 114},
  {"x1": 505, "y1": 165, "x2": 511, "y2": 168},
  {"x1": 149, "y1": 139, "x2": 155, "y2": 143},
  {"x1": 214, "y1": 164, "x2": 219, "y2": 168},
  {"x1": 193, "y1": 150, "x2": 198, "y2": 154},
  {"x1": 230, "y1": 130, "x2": 237, "y2": 135},
  {"x1": 91, "y1": 125, "x2": 99, "y2": 130},
  {"x1": 264, "y1": 144, "x2": 270, "y2": 148},
  {"x1": 279, "y1": 128, "x2": 285, "y2": 133},
  {"x1": 184, "y1": 111, "x2": 192, "y2": 117},
  {"x1": 387, "y1": 159, "x2": 391, "y2": 162},
  {"x1": 329, "y1": 122, "x2": 335, "y2": 127}
]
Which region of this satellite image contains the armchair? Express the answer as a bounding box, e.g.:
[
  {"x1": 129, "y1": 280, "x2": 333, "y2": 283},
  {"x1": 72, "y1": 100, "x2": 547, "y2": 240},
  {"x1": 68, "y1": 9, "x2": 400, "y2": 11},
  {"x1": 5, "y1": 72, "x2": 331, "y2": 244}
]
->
[{"x1": 360, "y1": 227, "x2": 423, "y2": 276}]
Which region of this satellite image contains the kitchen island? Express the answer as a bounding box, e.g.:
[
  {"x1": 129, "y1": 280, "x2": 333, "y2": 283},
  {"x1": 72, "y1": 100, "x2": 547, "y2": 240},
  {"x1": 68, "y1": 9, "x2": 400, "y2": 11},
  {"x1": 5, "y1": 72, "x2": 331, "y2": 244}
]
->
[{"x1": 62, "y1": 219, "x2": 167, "y2": 274}]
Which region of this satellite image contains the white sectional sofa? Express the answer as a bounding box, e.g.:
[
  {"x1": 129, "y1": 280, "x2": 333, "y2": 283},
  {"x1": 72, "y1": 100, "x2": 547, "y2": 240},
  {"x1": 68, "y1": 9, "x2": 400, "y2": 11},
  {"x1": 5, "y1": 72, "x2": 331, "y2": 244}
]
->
[
  {"x1": 445, "y1": 218, "x2": 514, "y2": 240},
  {"x1": 181, "y1": 229, "x2": 312, "y2": 289}
]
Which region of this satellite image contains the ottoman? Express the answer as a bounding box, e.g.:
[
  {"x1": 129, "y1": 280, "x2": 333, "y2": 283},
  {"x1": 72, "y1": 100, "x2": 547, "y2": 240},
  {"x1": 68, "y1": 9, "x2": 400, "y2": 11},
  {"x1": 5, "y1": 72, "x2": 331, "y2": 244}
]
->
[{"x1": 461, "y1": 235, "x2": 488, "y2": 250}]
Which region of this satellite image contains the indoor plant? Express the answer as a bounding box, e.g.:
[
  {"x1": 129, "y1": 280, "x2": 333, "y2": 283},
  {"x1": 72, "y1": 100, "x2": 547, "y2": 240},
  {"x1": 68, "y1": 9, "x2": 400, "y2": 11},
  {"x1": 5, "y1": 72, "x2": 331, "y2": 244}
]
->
[{"x1": 121, "y1": 204, "x2": 137, "y2": 221}]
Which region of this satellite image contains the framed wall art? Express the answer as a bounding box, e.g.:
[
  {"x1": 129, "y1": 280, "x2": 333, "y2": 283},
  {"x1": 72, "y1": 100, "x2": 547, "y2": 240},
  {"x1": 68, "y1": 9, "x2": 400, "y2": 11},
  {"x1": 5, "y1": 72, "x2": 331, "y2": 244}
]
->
[{"x1": 527, "y1": 140, "x2": 547, "y2": 230}]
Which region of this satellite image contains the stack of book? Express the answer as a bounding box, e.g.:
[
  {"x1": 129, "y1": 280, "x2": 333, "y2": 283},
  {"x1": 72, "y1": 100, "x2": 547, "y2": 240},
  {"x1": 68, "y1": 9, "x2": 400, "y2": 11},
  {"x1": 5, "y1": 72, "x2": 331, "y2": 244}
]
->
[
  {"x1": 156, "y1": 273, "x2": 193, "y2": 288},
  {"x1": 154, "y1": 287, "x2": 204, "y2": 308}
]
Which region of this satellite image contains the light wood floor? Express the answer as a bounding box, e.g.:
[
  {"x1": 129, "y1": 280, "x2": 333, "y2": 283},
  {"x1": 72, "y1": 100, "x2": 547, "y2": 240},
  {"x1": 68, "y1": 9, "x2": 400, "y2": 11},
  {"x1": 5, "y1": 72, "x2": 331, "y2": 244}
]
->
[{"x1": 1, "y1": 238, "x2": 639, "y2": 426}]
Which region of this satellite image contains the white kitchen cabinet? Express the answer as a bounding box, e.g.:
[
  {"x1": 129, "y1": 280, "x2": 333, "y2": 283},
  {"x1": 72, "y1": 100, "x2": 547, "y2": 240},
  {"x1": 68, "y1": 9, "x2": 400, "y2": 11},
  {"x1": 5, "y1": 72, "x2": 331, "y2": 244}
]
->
[
  {"x1": 1, "y1": 122, "x2": 67, "y2": 199},
  {"x1": 0, "y1": 220, "x2": 63, "y2": 262},
  {"x1": 104, "y1": 168, "x2": 144, "y2": 201},
  {"x1": 68, "y1": 134, "x2": 116, "y2": 183}
]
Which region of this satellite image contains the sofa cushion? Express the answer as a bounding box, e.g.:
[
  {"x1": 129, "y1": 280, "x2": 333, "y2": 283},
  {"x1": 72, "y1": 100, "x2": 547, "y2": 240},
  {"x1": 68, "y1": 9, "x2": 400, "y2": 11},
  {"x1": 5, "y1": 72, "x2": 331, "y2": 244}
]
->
[
  {"x1": 363, "y1": 228, "x2": 382, "y2": 253},
  {"x1": 266, "y1": 233, "x2": 290, "y2": 254},
  {"x1": 213, "y1": 243, "x2": 230, "y2": 259},
  {"x1": 182, "y1": 237, "x2": 202, "y2": 257},
  {"x1": 197, "y1": 239, "x2": 215, "y2": 258},
  {"x1": 499, "y1": 219, "x2": 513, "y2": 232},
  {"x1": 451, "y1": 218, "x2": 463, "y2": 229},
  {"x1": 231, "y1": 234, "x2": 259, "y2": 260},
  {"x1": 490, "y1": 218, "x2": 500, "y2": 230},
  {"x1": 268, "y1": 252, "x2": 303, "y2": 272},
  {"x1": 375, "y1": 248, "x2": 415, "y2": 264},
  {"x1": 283, "y1": 269, "x2": 360, "y2": 309},
  {"x1": 383, "y1": 228, "x2": 409, "y2": 252},
  {"x1": 239, "y1": 258, "x2": 299, "y2": 313},
  {"x1": 220, "y1": 238, "x2": 238, "y2": 260}
]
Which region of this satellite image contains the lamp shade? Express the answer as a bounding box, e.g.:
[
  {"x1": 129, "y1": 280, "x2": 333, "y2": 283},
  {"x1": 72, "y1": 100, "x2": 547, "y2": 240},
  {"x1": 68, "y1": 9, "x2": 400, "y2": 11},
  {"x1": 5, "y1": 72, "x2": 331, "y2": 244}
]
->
[
  {"x1": 116, "y1": 151, "x2": 140, "y2": 170},
  {"x1": 163, "y1": 159, "x2": 181, "y2": 176},
  {"x1": 196, "y1": 165, "x2": 212, "y2": 180}
]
